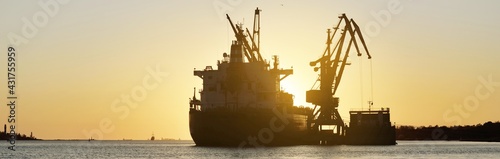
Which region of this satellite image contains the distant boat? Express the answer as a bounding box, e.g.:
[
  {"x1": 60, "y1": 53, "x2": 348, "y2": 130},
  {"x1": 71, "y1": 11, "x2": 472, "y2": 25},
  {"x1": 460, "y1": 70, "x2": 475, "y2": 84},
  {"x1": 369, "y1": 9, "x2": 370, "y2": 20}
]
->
[{"x1": 150, "y1": 133, "x2": 155, "y2": 141}]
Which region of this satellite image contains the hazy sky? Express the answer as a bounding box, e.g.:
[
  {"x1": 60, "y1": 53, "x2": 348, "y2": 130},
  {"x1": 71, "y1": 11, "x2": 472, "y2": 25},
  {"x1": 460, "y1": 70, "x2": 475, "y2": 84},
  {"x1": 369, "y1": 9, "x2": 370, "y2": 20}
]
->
[{"x1": 0, "y1": 0, "x2": 499, "y2": 140}]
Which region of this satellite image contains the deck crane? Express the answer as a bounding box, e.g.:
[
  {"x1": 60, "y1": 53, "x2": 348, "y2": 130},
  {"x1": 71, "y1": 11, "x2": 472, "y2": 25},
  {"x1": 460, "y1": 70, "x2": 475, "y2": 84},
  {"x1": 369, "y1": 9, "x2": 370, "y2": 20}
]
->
[
  {"x1": 224, "y1": 7, "x2": 292, "y2": 89},
  {"x1": 306, "y1": 13, "x2": 371, "y2": 144},
  {"x1": 226, "y1": 8, "x2": 264, "y2": 63}
]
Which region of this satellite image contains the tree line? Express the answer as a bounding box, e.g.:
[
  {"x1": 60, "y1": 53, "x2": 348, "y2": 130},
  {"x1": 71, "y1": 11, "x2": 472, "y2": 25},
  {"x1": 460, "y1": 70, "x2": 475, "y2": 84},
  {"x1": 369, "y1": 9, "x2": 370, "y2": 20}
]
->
[{"x1": 396, "y1": 121, "x2": 500, "y2": 142}]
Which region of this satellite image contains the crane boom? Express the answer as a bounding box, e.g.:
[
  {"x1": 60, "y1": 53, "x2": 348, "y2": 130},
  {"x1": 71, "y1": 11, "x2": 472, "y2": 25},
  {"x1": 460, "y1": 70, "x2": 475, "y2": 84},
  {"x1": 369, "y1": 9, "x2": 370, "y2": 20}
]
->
[
  {"x1": 225, "y1": 8, "x2": 264, "y2": 63},
  {"x1": 333, "y1": 35, "x2": 355, "y2": 95},
  {"x1": 246, "y1": 28, "x2": 263, "y2": 62},
  {"x1": 226, "y1": 14, "x2": 254, "y2": 62},
  {"x1": 234, "y1": 23, "x2": 258, "y2": 62},
  {"x1": 328, "y1": 25, "x2": 347, "y2": 95},
  {"x1": 252, "y1": 8, "x2": 263, "y2": 61},
  {"x1": 351, "y1": 20, "x2": 371, "y2": 59}
]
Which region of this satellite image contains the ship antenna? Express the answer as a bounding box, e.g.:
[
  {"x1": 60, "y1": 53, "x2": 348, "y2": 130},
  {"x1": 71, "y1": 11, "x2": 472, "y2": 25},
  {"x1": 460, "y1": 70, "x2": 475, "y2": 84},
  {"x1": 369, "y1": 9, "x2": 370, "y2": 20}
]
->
[{"x1": 193, "y1": 87, "x2": 197, "y2": 100}]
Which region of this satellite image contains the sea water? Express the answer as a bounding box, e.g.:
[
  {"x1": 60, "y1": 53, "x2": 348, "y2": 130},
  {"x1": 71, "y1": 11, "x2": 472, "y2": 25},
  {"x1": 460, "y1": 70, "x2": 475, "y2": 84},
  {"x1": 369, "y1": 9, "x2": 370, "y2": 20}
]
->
[{"x1": 0, "y1": 140, "x2": 499, "y2": 158}]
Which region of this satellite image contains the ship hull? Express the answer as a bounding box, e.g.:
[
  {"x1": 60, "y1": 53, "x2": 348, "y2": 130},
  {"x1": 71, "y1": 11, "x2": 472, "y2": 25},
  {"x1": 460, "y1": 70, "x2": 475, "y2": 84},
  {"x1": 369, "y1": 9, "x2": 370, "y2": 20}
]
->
[
  {"x1": 189, "y1": 108, "x2": 311, "y2": 147},
  {"x1": 190, "y1": 109, "x2": 397, "y2": 146},
  {"x1": 346, "y1": 109, "x2": 397, "y2": 145},
  {"x1": 346, "y1": 125, "x2": 396, "y2": 145}
]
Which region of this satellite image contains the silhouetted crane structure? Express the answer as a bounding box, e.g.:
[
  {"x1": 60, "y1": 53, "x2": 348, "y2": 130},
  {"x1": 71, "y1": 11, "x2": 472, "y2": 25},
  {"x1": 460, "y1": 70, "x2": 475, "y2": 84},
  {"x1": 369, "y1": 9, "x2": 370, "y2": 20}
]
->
[
  {"x1": 226, "y1": 8, "x2": 264, "y2": 63},
  {"x1": 225, "y1": 7, "x2": 292, "y2": 82},
  {"x1": 306, "y1": 13, "x2": 371, "y2": 144}
]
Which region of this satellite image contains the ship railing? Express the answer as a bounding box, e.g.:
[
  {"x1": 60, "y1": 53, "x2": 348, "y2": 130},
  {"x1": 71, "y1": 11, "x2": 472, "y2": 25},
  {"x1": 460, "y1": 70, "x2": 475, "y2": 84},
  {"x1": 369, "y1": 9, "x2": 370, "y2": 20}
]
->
[
  {"x1": 189, "y1": 99, "x2": 202, "y2": 111},
  {"x1": 349, "y1": 107, "x2": 390, "y2": 113}
]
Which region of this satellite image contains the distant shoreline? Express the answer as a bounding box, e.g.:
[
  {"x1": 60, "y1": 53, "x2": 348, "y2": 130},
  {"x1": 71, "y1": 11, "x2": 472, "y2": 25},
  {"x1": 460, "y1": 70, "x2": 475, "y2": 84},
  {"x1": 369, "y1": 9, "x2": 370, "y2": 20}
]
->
[
  {"x1": 396, "y1": 121, "x2": 500, "y2": 142},
  {"x1": 397, "y1": 139, "x2": 500, "y2": 142},
  {"x1": 18, "y1": 139, "x2": 499, "y2": 143},
  {"x1": 32, "y1": 139, "x2": 194, "y2": 141}
]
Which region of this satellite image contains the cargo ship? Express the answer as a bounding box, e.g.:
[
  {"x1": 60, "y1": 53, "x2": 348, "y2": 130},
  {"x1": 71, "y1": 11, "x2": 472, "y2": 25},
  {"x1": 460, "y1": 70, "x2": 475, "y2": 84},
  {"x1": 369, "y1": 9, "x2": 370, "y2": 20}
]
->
[{"x1": 189, "y1": 8, "x2": 395, "y2": 146}]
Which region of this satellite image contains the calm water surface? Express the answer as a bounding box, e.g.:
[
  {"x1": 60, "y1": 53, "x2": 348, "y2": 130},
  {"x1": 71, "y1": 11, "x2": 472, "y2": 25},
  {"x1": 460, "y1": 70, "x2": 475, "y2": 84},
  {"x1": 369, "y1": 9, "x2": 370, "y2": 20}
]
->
[{"x1": 0, "y1": 140, "x2": 499, "y2": 158}]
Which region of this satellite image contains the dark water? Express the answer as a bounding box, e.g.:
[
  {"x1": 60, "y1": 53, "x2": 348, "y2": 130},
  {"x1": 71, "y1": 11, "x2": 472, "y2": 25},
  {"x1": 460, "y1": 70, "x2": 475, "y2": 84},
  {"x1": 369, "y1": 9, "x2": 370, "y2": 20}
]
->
[{"x1": 0, "y1": 140, "x2": 499, "y2": 158}]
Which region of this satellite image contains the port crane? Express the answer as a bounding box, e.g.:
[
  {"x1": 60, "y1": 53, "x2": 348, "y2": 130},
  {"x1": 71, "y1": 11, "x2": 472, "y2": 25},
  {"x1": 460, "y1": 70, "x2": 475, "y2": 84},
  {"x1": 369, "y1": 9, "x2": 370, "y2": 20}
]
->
[
  {"x1": 226, "y1": 8, "x2": 264, "y2": 63},
  {"x1": 306, "y1": 13, "x2": 371, "y2": 144}
]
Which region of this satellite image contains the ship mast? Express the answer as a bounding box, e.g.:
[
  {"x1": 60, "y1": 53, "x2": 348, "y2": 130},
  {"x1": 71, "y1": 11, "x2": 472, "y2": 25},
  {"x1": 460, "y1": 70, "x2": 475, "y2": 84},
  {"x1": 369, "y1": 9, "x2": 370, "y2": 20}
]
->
[
  {"x1": 226, "y1": 7, "x2": 292, "y2": 84},
  {"x1": 226, "y1": 8, "x2": 264, "y2": 63}
]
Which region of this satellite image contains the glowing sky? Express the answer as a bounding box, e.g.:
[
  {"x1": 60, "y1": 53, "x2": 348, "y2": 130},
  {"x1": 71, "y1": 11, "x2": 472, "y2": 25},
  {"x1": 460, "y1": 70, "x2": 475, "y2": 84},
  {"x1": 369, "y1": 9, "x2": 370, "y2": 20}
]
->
[{"x1": 0, "y1": 0, "x2": 499, "y2": 140}]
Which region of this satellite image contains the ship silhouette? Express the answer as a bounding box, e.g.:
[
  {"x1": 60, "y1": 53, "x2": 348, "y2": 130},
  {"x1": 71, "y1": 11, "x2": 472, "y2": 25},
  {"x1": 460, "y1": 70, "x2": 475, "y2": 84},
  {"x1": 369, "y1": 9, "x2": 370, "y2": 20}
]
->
[{"x1": 189, "y1": 8, "x2": 395, "y2": 146}]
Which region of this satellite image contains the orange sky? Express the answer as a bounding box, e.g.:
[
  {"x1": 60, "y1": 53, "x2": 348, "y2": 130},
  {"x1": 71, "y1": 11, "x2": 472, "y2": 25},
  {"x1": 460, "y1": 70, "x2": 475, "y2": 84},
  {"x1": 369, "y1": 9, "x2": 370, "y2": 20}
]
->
[{"x1": 0, "y1": 1, "x2": 499, "y2": 140}]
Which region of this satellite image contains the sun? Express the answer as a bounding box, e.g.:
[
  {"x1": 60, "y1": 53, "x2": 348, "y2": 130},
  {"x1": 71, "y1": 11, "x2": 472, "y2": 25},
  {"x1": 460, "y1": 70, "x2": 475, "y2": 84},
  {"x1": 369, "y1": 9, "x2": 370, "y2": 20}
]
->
[{"x1": 279, "y1": 78, "x2": 310, "y2": 107}]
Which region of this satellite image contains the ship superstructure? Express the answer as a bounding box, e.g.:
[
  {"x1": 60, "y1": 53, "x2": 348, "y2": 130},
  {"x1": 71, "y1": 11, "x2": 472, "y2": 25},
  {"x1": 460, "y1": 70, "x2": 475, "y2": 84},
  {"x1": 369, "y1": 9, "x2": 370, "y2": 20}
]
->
[
  {"x1": 191, "y1": 8, "x2": 293, "y2": 111},
  {"x1": 192, "y1": 44, "x2": 293, "y2": 111}
]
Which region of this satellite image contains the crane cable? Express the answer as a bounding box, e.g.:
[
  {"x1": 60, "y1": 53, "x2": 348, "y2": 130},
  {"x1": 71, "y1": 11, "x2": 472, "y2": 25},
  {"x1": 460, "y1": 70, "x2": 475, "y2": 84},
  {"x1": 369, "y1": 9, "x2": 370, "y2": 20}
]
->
[
  {"x1": 359, "y1": 56, "x2": 364, "y2": 110},
  {"x1": 359, "y1": 56, "x2": 375, "y2": 110},
  {"x1": 369, "y1": 58, "x2": 374, "y2": 110}
]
